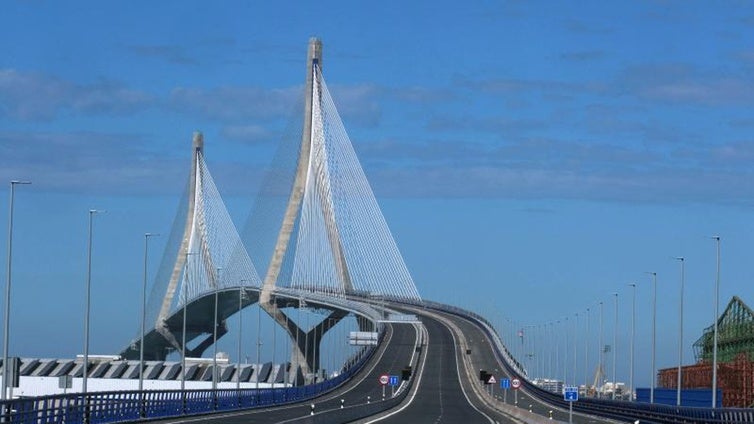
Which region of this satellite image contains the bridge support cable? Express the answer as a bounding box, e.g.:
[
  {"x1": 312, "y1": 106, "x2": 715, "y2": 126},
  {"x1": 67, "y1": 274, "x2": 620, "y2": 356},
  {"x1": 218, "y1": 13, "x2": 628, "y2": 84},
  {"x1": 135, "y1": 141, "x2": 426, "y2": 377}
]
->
[
  {"x1": 121, "y1": 133, "x2": 261, "y2": 360},
  {"x1": 257, "y1": 38, "x2": 420, "y2": 383}
]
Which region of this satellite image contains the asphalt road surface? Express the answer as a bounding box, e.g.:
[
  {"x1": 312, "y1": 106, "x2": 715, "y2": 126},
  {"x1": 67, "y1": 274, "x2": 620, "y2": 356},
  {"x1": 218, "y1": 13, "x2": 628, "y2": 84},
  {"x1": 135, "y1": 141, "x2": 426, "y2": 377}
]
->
[
  {"x1": 373, "y1": 314, "x2": 502, "y2": 424},
  {"x1": 144, "y1": 321, "x2": 419, "y2": 424}
]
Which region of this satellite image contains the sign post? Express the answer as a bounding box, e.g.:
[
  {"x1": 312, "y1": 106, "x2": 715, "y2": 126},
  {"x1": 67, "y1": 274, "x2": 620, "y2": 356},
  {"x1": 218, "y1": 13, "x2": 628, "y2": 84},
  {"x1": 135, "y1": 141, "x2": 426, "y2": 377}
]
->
[
  {"x1": 564, "y1": 386, "x2": 579, "y2": 423},
  {"x1": 486, "y1": 375, "x2": 496, "y2": 397},
  {"x1": 511, "y1": 378, "x2": 521, "y2": 406},
  {"x1": 379, "y1": 374, "x2": 389, "y2": 399},
  {"x1": 389, "y1": 375, "x2": 400, "y2": 396},
  {"x1": 500, "y1": 378, "x2": 510, "y2": 403}
]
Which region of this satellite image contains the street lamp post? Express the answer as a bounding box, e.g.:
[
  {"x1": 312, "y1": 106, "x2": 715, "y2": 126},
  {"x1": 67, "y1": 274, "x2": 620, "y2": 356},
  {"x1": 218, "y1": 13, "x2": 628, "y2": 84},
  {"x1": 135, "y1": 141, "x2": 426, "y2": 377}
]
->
[
  {"x1": 674, "y1": 257, "x2": 685, "y2": 406},
  {"x1": 548, "y1": 322, "x2": 553, "y2": 380},
  {"x1": 563, "y1": 317, "x2": 568, "y2": 384},
  {"x1": 83, "y1": 209, "x2": 104, "y2": 395},
  {"x1": 711, "y1": 236, "x2": 721, "y2": 408},
  {"x1": 647, "y1": 271, "x2": 657, "y2": 403},
  {"x1": 612, "y1": 293, "x2": 618, "y2": 400},
  {"x1": 213, "y1": 268, "x2": 221, "y2": 392},
  {"x1": 271, "y1": 295, "x2": 277, "y2": 389},
  {"x1": 3, "y1": 180, "x2": 30, "y2": 401},
  {"x1": 237, "y1": 280, "x2": 248, "y2": 392},
  {"x1": 628, "y1": 283, "x2": 636, "y2": 401},
  {"x1": 139, "y1": 233, "x2": 159, "y2": 394},
  {"x1": 181, "y1": 251, "x2": 196, "y2": 394},
  {"x1": 256, "y1": 294, "x2": 262, "y2": 401},
  {"x1": 573, "y1": 313, "x2": 578, "y2": 387},
  {"x1": 585, "y1": 307, "x2": 590, "y2": 390},
  {"x1": 598, "y1": 301, "x2": 603, "y2": 396},
  {"x1": 555, "y1": 320, "x2": 560, "y2": 384}
]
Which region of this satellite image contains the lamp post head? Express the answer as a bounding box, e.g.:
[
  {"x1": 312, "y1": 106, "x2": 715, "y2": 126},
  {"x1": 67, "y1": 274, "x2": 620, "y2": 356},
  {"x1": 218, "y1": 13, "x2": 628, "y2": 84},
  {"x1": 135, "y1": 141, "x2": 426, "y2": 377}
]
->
[
  {"x1": 10, "y1": 180, "x2": 31, "y2": 185},
  {"x1": 145, "y1": 232, "x2": 160, "y2": 238}
]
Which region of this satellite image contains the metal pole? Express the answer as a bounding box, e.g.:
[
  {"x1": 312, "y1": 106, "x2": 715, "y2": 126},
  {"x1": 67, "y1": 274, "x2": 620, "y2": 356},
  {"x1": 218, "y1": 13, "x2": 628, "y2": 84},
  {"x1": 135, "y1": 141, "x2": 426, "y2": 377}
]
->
[
  {"x1": 271, "y1": 295, "x2": 276, "y2": 389},
  {"x1": 548, "y1": 322, "x2": 553, "y2": 380},
  {"x1": 83, "y1": 209, "x2": 103, "y2": 395},
  {"x1": 237, "y1": 281, "x2": 247, "y2": 392},
  {"x1": 612, "y1": 293, "x2": 617, "y2": 400},
  {"x1": 585, "y1": 307, "x2": 589, "y2": 390},
  {"x1": 296, "y1": 299, "x2": 301, "y2": 387},
  {"x1": 573, "y1": 313, "x2": 577, "y2": 387},
  {"x1": 213, "y1": 268, "x2": 220, "y2": 392},
  {"x1": 140, "y1": 233, "x2": 158, "y2": 393},
  {"x1": 284, "y1": 306, "x2": 289, "y2": 387},
  {"x1": 538, "y1": 324, "x2": 543, "y2": 379},
  {"x1": 712, "y1": 236, "x2": 720, "y2": 408},
  {"x1": 256, "y1": 296, "x2": 261, "y2": 399},
  {"x1": 2, "y1": 180, "x2": 30, "y2": 401},
  {"x1": 598, "y1": 301, "x2": 603, "y2": 396},
  {"x1": 555, "y1": 320, "x2": 560, "y2": 384},
  {"x1": 562, "y1": 318, "x2": 567, "y2": 384},
  {"x1": 181, "y1": 251, "x2": 194, "y2": 393},
  {"x1": 648, "y1": 271, "x2": 657, "y2": 404},
  {"x1": 629, "y1": 283, "x2": 636, "y2": 401},
  {"x1": 675, "y1": 257, "x2": 685, "y2": 406},
  {"x1": 314, "y1": 324, "x2": 319, "y2": 382}
]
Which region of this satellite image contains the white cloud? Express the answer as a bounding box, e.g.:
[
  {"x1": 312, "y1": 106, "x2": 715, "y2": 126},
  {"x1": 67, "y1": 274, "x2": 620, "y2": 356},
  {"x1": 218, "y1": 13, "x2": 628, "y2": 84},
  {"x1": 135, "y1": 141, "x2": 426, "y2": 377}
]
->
[
  {"x1": 169, "y1": 85, "x2": 301, "y2": 122},
  {"x1": 0, "y1": 69, "x2": 153, "y2": 121}
]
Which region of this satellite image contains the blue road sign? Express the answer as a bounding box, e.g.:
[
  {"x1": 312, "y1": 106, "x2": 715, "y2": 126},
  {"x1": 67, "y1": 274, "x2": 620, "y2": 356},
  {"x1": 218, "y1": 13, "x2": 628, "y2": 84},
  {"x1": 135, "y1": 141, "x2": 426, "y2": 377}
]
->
[
  {"x1": 501, "y1": 378, "x2": 511, "y2": 389},
  {"x1": 564, "y1": 387, "x2": 579, "y2": 402},
  {"x1": 389, "y1": 375, "x2": 400, "y2": 386}
]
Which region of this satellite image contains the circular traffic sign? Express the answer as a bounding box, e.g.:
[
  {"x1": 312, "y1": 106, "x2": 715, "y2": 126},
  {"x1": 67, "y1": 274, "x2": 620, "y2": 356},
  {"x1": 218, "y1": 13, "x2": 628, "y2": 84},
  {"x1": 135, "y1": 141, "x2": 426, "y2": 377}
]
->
[
  {"x1": 379, "y1": 374, "x2": 389, "y2": 386},
  {"x1": 511, "y1": 378, "x2": 521, "y2": 389}
]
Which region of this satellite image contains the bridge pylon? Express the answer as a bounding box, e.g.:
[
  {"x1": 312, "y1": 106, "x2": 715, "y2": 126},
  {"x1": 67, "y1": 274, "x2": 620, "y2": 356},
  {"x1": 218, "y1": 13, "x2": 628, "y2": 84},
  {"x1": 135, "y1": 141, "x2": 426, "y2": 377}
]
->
[
  {"x1": 259, "y1": 38, "x2": 353, "y2": 383},
  {"x1": 122, "y1": 132, "x2": 261, "y2": 360}
]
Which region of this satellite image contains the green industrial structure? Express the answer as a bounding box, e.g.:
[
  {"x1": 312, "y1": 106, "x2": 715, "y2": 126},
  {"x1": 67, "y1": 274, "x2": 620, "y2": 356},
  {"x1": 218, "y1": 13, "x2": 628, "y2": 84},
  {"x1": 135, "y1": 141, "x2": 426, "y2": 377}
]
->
[{"x1": 693, "y1": 296, "x2": 754, "y2": 364}]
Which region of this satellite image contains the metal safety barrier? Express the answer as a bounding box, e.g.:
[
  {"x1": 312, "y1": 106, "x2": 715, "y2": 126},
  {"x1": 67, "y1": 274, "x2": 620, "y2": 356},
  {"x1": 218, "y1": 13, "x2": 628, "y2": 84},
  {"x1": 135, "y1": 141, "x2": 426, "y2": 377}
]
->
[
  {"x1": 0, "y1": 337, "x2": 380, "y2": 424},
  {"x1": 413, "y1": 299, "x2": 754, "y2": 424}
]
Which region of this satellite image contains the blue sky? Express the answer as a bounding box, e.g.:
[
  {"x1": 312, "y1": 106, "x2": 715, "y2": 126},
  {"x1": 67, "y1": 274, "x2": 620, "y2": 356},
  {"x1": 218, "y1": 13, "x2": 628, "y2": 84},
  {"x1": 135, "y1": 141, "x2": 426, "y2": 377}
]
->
[{"x1": 2, "y1": 1, "x2": 754, "y2": 388}]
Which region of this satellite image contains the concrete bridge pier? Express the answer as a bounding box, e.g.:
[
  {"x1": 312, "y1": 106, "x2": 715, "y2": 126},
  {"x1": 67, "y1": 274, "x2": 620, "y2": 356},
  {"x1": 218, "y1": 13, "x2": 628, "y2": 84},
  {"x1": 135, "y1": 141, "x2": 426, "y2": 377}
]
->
[{"x1": 263, "y1": 296, "x2": 349, "y2": 385}]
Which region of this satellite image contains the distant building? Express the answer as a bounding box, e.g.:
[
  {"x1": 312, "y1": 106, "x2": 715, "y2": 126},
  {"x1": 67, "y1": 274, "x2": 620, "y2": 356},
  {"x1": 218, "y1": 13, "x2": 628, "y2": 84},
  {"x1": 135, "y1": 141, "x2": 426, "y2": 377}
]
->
[{"x1": 534, "y1": 378, "x2": 563, "y2": 393}]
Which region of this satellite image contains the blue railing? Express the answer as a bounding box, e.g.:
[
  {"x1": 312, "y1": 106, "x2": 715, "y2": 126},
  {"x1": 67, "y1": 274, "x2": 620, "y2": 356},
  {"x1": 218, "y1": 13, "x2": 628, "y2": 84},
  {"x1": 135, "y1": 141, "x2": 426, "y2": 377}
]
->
[{"x1": 0, "y1": 344, "x2": 379, "y2": 424}]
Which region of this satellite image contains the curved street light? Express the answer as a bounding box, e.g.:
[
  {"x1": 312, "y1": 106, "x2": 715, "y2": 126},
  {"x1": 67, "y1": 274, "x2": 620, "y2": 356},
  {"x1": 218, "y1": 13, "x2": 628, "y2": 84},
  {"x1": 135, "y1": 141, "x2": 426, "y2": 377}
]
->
[
  {"x1": 674, "y1": 257, "x2": 685, "y2": 406},
  {"x1": 83, "y1": 209, "x2": 105, "y2": 395},
  {"x1": 139, "y1": 233, "x2": 159, "y2": 394},
  {"x1": 645, "y1": 271, "x2": 657, "y2": 403},
  {"x1": 2, "y1": 180, "x2": 30, "y2": 402},
  {"x1": 710, "y1": 236, "x2": 721, "y2": 408},
  {"x1": 628, "y1": 283, "x2": 636, "y2": 401}
]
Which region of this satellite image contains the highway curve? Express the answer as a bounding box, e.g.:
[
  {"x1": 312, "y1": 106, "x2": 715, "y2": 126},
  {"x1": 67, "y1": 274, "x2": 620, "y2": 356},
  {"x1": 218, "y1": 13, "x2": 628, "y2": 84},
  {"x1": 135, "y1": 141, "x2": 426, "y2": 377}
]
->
[
  {"x1": 427, "y1": 307, "x2": 616, "y2": 424},
  {"x1": 144, "y1": 321, "x2": 419, "y2": 424}
]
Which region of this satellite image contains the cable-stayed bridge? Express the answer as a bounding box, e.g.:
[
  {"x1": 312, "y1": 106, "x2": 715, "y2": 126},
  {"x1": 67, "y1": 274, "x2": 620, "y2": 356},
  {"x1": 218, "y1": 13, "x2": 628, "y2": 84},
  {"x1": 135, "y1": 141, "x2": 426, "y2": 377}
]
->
[{"x1": 3, "y1": 39, "x2": 753, "y2": 424}]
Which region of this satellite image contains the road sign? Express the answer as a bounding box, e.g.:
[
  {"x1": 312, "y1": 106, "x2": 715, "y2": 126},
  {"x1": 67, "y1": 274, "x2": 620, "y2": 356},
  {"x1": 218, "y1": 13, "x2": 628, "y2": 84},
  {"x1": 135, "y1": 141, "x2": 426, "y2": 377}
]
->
[
  {"x1": 389, "y1": 375, "x2": 400, "y2": 386},
  {"x1": 511, "y1": 378, "x2": 521, "y2": 389},
  {"x1": 379, "y1": 375, "x2": 389, "y2": 386},
  {"x1": 564, "y1": 386, "x2": 579, "y2": 401},
  {"x1": 501, "y1": 378, "x2": 510, "y2": 389},
  {"x1": 487, "y1": 375, "x2": 496, "y2": 384}
]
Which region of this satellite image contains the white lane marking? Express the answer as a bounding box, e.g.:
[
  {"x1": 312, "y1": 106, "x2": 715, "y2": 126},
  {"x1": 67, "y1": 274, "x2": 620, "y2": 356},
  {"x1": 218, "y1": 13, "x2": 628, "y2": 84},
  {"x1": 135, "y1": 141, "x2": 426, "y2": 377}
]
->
[
  {"x1": 363, "y1": 322, "x2": 429, "y2": 423},
  {"x1": 442, "y1": 314, "x2": 496, "y2": 424},
  {"x1": 158, "y1": 323, "x2": 401, "y2": 423}
]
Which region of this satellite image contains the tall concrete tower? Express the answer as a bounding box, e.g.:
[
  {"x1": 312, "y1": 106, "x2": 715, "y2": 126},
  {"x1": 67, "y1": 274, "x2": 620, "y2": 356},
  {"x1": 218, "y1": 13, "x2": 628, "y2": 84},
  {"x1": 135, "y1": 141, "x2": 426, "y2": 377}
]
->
[{"x1": 260, "y1": 38, "x2": 352, "y2": 382}]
